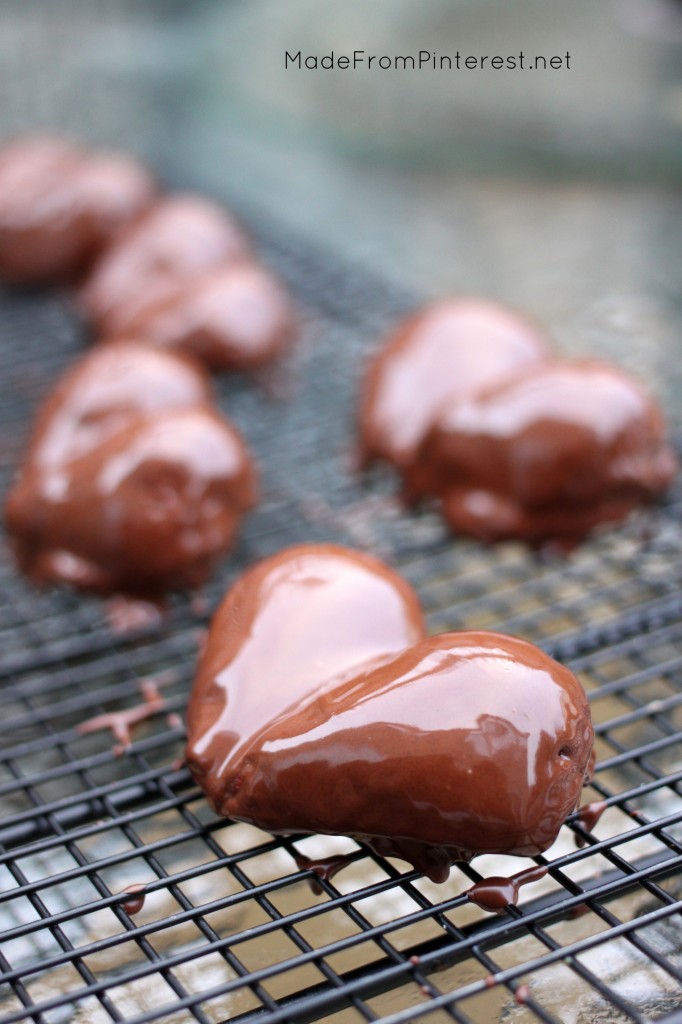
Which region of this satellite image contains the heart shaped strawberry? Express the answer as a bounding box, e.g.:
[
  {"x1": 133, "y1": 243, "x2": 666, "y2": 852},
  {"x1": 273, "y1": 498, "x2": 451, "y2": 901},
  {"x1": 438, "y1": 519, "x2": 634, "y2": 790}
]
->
[
  {"x1": 186, "y1": 544, "x2": 593, "y2": 883},
  {"x1": 5, "y1": 341, "x2": 256, "y2": 598}
]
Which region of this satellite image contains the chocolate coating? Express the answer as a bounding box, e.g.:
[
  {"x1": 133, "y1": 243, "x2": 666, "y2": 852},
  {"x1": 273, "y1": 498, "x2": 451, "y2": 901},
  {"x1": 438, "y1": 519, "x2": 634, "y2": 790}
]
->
[
  {"x1": 5, "y1": 341, "x2": 256, "y2": 596},
  {"x1": 114, "y1": 261, "x2": 296, "y2": 372},
  {"x1": 0, "y1": 136, "x2": 156, "y2": 285},
  {"x1": 79, "y1": 195, "x2": 251, "y2": 335},
  {"x1": 418, "y1": 359, "x2": 677, "y2": 543},
  {"x1": 186, "y1": 544, "x2": 426, "y2": 777},
  {"x1": 359, "y1": 299, "x2": 551, "y2": 476},
  {"x1": 186, "y1": 545, "x2": 593, "y2": 882}
]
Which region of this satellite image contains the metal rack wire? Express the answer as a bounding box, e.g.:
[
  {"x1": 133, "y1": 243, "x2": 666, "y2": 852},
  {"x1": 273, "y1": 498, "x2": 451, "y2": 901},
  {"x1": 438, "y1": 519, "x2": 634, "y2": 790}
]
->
[{"x1": 0, "y1": 222, "x2": 681, "y2": 1024}]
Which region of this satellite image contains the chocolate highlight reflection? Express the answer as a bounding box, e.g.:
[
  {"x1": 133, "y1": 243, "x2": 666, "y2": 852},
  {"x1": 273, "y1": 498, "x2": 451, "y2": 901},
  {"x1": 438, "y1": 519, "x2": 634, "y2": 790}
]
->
[
  {"x1": 358, "y1": 298, "x2": 551, "y2": 482},
  {"x1": 79, "y1": 195, "x2": 251, "y2": 335},
  {"x1": 186, "y1": 544, "x2": 594, "y2": 883},
  {"x1": 5, "y1": 341, "x2": 257, "y2": 598}
]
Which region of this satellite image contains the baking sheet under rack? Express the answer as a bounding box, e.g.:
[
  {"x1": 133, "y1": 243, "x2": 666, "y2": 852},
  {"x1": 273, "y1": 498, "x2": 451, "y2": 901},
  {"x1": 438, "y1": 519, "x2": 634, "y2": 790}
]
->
[{"x1": 0, "y1": 225, "x2": 681, "y2": 1024}]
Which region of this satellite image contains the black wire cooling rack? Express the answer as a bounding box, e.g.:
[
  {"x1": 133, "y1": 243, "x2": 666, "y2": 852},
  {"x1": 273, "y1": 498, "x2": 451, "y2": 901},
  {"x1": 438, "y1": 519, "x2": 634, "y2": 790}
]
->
[{"x1": 0, "y1": 221, "x2": 681, "y2": 1024}]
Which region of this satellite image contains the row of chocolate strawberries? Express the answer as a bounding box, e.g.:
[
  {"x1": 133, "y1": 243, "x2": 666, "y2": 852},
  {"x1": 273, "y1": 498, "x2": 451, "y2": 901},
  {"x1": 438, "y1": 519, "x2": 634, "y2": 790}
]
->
[
  {"x1": 0, "y1": 135, "x2": 296, "y2": 368},
  {"x1": 2, "y1": 137, "x2": 678, "y2": 623},
  {"x1": 0, "y1": 135, "x2": 294, "y2": 620}
]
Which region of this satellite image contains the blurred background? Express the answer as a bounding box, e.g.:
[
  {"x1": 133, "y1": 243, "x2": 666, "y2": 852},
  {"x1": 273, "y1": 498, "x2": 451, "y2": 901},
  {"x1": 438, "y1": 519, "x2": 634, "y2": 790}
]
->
[{"x1": 0, "y1": 0, "x2": 680, "y2": 405}]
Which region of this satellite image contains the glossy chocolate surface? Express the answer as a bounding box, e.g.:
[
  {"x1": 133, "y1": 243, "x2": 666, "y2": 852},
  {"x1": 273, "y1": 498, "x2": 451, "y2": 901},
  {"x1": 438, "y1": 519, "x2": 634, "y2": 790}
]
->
[
  {"x1": 359, "y1": 299, "x2": 551, "y2": 472},
  {"x1": 5, "y1": 341, "x2": 256, "y2": 597},
  {"x1": 0, "y1": 136, "x2": 156, "y2": 284},
  {"x1": 79, "y1": 195, "x2": 251, "y2": 334},
  {"x1": 187, "y1": 544, "x2": 426, "y2": 778},
  {"x1": 419, "y1": 359, "x2": 677, "y2": 543},
  {"x1": 186, "y1": 545, "x2": 593, "y2": 882},
  {"x1": 116, "y1": 261, "x2": 296, "y2": 372}
]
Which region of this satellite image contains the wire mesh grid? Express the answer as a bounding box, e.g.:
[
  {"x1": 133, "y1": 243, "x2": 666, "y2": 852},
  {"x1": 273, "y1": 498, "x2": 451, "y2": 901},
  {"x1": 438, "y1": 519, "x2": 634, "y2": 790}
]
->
[{"x1": 0, "y1": 224, "x2": 681, "y2": 1024}]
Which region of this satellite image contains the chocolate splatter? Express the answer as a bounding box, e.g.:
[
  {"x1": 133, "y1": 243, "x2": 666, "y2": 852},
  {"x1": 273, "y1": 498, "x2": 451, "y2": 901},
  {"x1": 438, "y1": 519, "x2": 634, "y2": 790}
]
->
[
  {"x1": 568, "y1": 901, "x2": 591, "y2": 920},
  {"x1": 76, "y1": 674, "x2": 182, "y2": 755},
  {"x1": 515, "y1": 983, "x2": 530, "y2": 1005}
]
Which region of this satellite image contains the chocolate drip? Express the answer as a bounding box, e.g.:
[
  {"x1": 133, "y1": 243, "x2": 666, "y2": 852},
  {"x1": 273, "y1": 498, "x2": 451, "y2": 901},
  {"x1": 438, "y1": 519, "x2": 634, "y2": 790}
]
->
[
  {"x1": 573, "y1": 800, "x2": 608, "y2": 847},
  {"x1": 515, "y1": 984, "x2": 530, "y2": 1005},
  {"x1": 120, "y1": 883, "x2": 147, "y2": 915},
  {"x1": 293, "y1": 853, "x2": 356, "y2": 895},
  {"x1": 466, "y1": 864, "x2": 548, "y2": 913}
]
